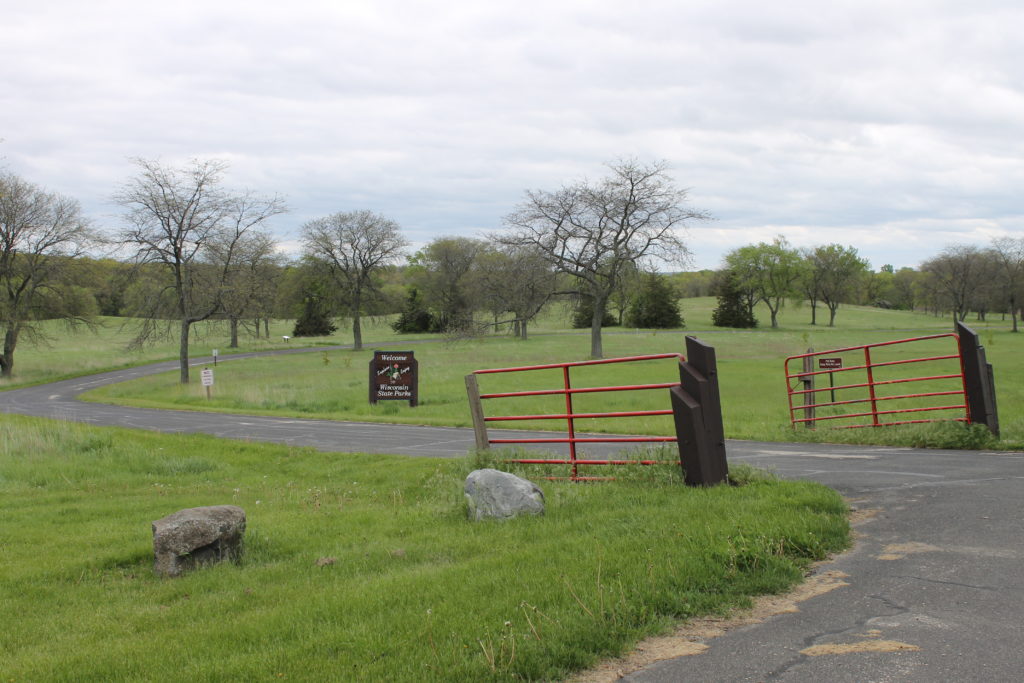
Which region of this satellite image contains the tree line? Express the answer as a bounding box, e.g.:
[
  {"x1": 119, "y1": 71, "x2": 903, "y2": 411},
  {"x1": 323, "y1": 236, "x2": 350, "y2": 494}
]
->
[
  {"x1": 703, "y1": 237, "x2": 1024, "y2": 332},
  {"x1": 2, "y1": 157, "x2": 1021, "y2": 382}
]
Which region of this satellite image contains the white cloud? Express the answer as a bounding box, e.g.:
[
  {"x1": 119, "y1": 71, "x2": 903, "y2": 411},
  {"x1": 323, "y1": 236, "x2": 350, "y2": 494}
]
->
[{"x1": 2, "y1": 0, "x2": 1023, "y2": 271}]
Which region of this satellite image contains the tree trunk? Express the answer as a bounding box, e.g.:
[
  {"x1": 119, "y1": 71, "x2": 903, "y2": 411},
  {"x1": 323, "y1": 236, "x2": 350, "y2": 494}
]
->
[
  {"x1": 264, "y1": 318, "x2": 270, "y2": 337},
  {"x1": 351, "y1": 292, "x2": 363, "y2": 351},
  {"x1": 520, "y1": 319, "x2": 528, "y2": 340},
  {"x1": 1, "y1": 325, "x2": 18, "y2": 378},
  {"x1": 179, "y1": 319, "x2": 192, "y2": 384},
  {"x1": 828, "y1": 304, "x2": 838, "y2": 327},
  {"x1": 229, "y1": 318, "x2": 239, "y2": 348},
  {"x1": 254, "y1": 318, "x2": 260, "y2": 338},
  {"x1": 590, "y1": 295, "x2": 606, "y2": 358},
  {"x1": 809, "y1": 299, "x2": 817, "y2": 325}
]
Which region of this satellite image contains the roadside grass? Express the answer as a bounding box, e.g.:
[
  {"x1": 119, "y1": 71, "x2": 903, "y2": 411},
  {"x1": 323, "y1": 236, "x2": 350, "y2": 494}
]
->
[
  {"x1": 0, "y1": 415, "x2": 849, "y2": 681},
  {"x1": 82, "y1": 301, "x2": 1024, "y2": 449}
]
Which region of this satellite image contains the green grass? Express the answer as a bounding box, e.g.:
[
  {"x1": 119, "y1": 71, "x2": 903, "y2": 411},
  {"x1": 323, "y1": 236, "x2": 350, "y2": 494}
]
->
[
  {"x1": 0, "y1": 415, "x2": 849, "y2": 681},
  {"x1": 81, "y1": 300, "x2": 1024, "y2": 449},
  {"x1": 0, "y1": 313, "x2": 503, "y2": 390}
]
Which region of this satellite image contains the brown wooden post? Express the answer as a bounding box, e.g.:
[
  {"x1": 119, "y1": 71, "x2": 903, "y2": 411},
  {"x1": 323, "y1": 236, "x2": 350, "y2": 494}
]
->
[
  {"x1": 671, "y1": 336, "x2": 729, "y2": 486},
  {"x1": 802, "y1": 348, "x2": 815, "y2": 428},
  {"x1": 464, "y1": 374, "x2": 490, "y2": 451}
]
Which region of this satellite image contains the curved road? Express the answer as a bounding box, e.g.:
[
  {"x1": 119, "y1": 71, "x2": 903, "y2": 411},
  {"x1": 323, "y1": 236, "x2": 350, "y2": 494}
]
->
[{"x1": 2, "y1": 350, "x2": 1022, "y2": 682}]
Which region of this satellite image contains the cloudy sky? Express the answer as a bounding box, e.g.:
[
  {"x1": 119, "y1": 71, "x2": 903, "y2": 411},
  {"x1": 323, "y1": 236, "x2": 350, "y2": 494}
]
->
[{"x1": 3, "y1": 0, "x2": 1022, "y2": 270}]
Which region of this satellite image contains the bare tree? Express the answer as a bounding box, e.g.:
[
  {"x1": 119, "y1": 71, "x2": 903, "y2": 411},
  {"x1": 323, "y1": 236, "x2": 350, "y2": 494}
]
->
[
  {"x1": 0, "y1": 172, "x2": 95, "y2": 377},
  {"x1": 502, "y1": 159, "x2": 708, "y2": 358},
  {"x1": 219, "y1": 230, "x2": 280, "y2": 347},
  {"x1": 115, "y1": 158, "x2": 286, "y2": 382},
  {"x1": 301, "y1": 210, "x2": 408, "y2": 350},
  {"x1": 919, "y1": 245, "x2": 987, "y2": 326},
  {"x1": 990, "y1": 237, "x2": 1024, "y2": 332},
  {"x1": 474, "y1": 244, "x2": 557, "y2": 339}
]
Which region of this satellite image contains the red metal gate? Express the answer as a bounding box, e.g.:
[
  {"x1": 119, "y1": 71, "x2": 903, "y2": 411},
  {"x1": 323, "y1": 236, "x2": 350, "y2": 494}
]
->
[
  {"x1": 466, "y1": 353, "x2": 684, "y2": 480},
  {"x1": 784, "y1": 333, "x2": 970, "y2": 429}
]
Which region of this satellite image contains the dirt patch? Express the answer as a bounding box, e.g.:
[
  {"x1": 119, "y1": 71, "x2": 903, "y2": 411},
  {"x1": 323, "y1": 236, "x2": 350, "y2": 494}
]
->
[
  {"x1": 801, "y1": 640, "x2": 920, "y2": 656},
  {"x1": 876, "y1": 541, "x2": 941, "y2": 561},
  {"x1": 848, "y1": 507, "x2": 880, "y2": 526},
  {"x1": 566, "y1": 569, "x2": 850, "y2": 683}
]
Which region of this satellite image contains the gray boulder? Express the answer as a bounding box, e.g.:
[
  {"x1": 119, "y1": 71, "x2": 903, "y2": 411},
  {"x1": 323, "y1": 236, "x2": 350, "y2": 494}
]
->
[
  {"x1": 152, "y1": 505, "x2": 246, "y2": 577},
  {"x1": 465, "y1": 469, "x2": 544, "y2": 521}
]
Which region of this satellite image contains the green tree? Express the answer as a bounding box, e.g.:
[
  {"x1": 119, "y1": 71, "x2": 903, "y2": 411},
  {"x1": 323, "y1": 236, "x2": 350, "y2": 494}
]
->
[
  {"x1": 626, "y1": 273, "x2": 683, "y2": 328},
  {"x1": 391, "y1": 287, "x2": 438, "y2": 333},
  {"x1": 572, "y1": 294, "x2": 617, "y2": 329},
  {"x1": 807, "y1": 244, "x2": 871, "y2": 326},
  {"x1": 408, "y1": 236, "x2": 485, "y2": 333},
  {"x1": 292, "y1": 281, "x2": 337, "y2": 337},
  {"x1": 725, "y1": 237, "x2": 802, "y2": 328},
  {"x1": 711, "y1": 270, "x2": 758, "y2": 328}
]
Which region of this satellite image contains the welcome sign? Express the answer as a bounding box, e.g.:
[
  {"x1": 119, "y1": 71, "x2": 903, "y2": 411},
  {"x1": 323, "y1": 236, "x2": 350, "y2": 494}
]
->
[{"x1": 369, "y1": 350, "x2": 418, "y2": 406}]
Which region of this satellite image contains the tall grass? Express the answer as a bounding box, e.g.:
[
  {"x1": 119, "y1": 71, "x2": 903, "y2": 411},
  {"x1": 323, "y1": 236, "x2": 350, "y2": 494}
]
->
[{"x1": 0, "y1": 415, "x2": 849, "y2": 681}]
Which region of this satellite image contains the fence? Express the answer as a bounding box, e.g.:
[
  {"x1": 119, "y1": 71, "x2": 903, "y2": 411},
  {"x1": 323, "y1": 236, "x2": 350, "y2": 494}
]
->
[
  {"x1": 784, "y1": 322, "x2": 997, "y2": 434},
  {"x1": 465, "y1": 336, "x2": 729, "y2": 484},
  {"x1": 465, "y1": 353, "x2": 682, "y2": 480}
]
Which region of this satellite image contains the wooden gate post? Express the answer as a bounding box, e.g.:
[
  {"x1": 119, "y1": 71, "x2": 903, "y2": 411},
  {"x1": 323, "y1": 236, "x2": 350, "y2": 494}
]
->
[{"x1": 464, "y1": 374, "x2": 490, "y2": 450}]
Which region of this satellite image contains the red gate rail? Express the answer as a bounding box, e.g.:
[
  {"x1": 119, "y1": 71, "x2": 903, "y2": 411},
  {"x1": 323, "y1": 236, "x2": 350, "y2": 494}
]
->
[
  {"x1": 468, "y1": 353, "x2": 684, "y2": 479},
  {"x1": 784, "y1": 333, "x2": 969, "y2": 430}
]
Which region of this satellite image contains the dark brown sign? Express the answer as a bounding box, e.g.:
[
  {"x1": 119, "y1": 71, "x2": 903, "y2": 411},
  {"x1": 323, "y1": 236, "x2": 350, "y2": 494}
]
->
[
  {"x1": 369, "y1": 351, "x2": 418, "y2": 406},
  {"x1": 818, "y1": 358, "x2": 843, "y2": 370}
]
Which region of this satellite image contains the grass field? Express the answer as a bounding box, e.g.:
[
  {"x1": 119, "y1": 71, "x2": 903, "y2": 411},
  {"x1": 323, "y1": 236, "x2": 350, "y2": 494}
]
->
[
  {"x1": 78, "y1": 300, "x2": 1023, "y2": 449},
  {"x1": 0, "y1": 315, "x2": 438, "y2": 389},
  {"x1": 0, "y1": 416, "x2": 849, "y2": 681}
]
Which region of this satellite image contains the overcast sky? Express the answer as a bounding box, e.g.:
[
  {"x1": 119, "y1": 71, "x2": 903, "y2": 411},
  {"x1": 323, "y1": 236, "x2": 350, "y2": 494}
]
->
[{"x1": 3, "y1": 0, "x2": 1022, "y2": 270}]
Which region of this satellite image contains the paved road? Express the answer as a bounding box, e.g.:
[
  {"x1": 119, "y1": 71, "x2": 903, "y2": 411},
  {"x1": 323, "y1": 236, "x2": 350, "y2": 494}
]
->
[{"x1": 2, "y1": 351, "x2": 1021, "y2": 682}]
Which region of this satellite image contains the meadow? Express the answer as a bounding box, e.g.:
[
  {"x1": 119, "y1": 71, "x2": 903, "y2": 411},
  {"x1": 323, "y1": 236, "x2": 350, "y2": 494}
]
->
[
  {"x1": 0, "y1": 416, "x2": 848, "y2": 681},
  {"x1": 77, "y1": 299, "x2": 1023, "y2": 449},
  {"x1": 3, "y1": 300, "x2": 1012, "y2": 680}
]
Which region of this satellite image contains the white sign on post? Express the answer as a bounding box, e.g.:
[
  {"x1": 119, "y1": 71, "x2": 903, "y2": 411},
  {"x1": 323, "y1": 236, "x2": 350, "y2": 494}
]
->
[{"x1": 201, "y1": 368, "x2": 214, "y2": 387}]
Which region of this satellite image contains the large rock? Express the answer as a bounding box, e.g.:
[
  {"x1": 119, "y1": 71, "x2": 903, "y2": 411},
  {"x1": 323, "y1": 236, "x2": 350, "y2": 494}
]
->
[
  {"x1": 152, "y1": 505, "x2": 246, "y2": 577},
  {"x1": 465, "y1": 469, "x2": 544, "y2": 521}
]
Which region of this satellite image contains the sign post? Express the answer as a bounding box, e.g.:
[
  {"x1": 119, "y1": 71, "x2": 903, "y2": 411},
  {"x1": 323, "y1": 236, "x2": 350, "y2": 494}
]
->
[
  {"x1": 212, "y1": 349, "x2": 218, "y2": 366},
  {"x1": 369, "y1": 351, "x2": 418, "y2": 407},
  {"x1": 200, "y1": 367, "x2": 214, "y2": 400},
  {"x1": 818, "y1": 357, "x2": 842, "y2": 403}
]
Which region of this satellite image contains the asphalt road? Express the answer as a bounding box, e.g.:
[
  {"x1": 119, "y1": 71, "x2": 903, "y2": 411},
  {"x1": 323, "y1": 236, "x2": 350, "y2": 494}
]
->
[{"x1": 2, "y1": 350, "x2": 1021, "y2": 682}]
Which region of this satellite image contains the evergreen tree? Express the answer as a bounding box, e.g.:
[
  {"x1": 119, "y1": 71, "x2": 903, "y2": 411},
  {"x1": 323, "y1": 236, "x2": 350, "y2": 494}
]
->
[
  {"x1": 572, "y1": 295, "x2": 617, "y2": 329},
  {"x1": 625, "y1": 274, "x2": 683, "y2": 328},
  {"x1": 292, "y1": 284, "x2": 337, "y2": 337},
  {"x1": 712, "y1": 271, "x2": 758, "y2": 328},
  {"x1": 391, "y1": 288, "x2": 440, "y2": 333}
]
